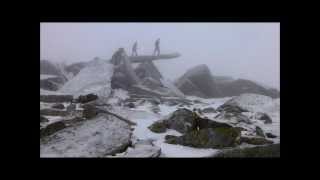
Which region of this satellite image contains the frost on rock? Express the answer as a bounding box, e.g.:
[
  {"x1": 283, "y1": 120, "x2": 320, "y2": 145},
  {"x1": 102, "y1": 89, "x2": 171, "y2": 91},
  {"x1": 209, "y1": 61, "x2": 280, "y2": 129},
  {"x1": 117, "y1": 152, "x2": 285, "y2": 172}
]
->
[
  {"x1": 59, "y1": 59, "x2": 114, "y2": 98},
  {"x1": 40, "y1": 115, "x2": 132, "y2": 157}
]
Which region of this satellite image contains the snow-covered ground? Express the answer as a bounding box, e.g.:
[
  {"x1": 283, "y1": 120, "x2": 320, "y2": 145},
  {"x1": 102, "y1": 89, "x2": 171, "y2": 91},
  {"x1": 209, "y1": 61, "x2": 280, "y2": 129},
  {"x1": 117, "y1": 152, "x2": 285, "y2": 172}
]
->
[{"x1": 110, "y1": 92, "x2": 280, "y2": 157}]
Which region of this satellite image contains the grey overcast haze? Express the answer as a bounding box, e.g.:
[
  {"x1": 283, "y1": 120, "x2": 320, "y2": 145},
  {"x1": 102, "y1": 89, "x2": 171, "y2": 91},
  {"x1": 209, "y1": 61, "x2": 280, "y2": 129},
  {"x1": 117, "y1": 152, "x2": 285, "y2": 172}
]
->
[{"x1": 40, "y1": 23, "x2": 280, "y2": 90}]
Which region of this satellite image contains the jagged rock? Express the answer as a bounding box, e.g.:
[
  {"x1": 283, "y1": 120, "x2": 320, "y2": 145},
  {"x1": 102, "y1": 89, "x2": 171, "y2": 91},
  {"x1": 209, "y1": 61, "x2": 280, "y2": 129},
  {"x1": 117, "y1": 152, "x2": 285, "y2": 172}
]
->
[
  {"x1": 202, "y1": 107, "x2": 217, "y2": 113},
  {"x1": 77, "y1": 93, "x2": 98, "y2": 104},
  {"x1": 165, "y1": 127, "x2": 241, "y2": 148},
  {"x1": 51, "y1": 103, "x2": 65, "y2": 109},
  {"x1": 40, "y1": 108, "x2": 69, "y2": 116},
  {"x1": 40, "y1": 121, "x2": 66, "y2": 138},
  {"x1": 40, "y1": 95, "x2": 73, "y2": 103},
  {"x1": 175, "y1": 64, "x2": 221, "y2": 98},
  {"x1": 213, "y1": 143, "x2": 280, "y2": 157},
  {"x1": 40, "y1": 115, "x2": 49, "y2": 122},
  {"x1": 240, "y1": 136, "x2": 273, "y2": 145},
  {"x1": 255, "y1": 112, "x2": 272, "y2": 124},
  {"x1": 266, "y1": 132, "x2": 277, "y2": 138},
  {"x1": 255, "y1": 126, "x2": 265, "y2": 138}
]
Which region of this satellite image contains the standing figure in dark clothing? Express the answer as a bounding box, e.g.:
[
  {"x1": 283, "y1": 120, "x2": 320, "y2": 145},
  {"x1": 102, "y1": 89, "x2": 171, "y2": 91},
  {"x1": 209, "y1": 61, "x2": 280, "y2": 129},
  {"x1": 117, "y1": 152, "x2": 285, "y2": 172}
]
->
[
  {"x1": 153, "y1": 38, "x2": 160, "y2": 56},
  {"x1": 132, "y1": 41, "x2": 138, "y2": 56}
]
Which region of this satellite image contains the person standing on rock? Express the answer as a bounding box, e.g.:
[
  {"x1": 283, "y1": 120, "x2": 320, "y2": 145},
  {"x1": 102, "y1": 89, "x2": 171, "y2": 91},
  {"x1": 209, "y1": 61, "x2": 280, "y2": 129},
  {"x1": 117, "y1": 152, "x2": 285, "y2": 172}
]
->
[
  {"x1": 153, "y1": 38, "x2": 160, "y2": 56},
  {"x1": 132, "y1": 41, "x2": 138, "y2": 56}
]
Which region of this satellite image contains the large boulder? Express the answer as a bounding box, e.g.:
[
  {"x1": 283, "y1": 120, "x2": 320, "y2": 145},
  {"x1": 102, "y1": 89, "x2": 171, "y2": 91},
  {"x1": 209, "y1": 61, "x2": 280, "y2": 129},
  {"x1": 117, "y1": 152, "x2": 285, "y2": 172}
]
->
[
  {"x1": 149, "y1": 108, "x2": 232, "y2": 134},
  {"x1": 175, "y1": 64, "x2": 221, "y2": 98},
  {"x1": 213, "y1": 143, "x2": 280, "y2": 157},
  {"x1": 165, "y1": 127, "x2": 241, "y2": 148},
  {"x1": 255, "y1": 126, "x2": 265, "y2": 138},
  {"x1": 266, "y1": 132, "x2": 277, "y2": 138},
  {"x1": 40, "y1": 115, "x2": 132, "y2": 157}
]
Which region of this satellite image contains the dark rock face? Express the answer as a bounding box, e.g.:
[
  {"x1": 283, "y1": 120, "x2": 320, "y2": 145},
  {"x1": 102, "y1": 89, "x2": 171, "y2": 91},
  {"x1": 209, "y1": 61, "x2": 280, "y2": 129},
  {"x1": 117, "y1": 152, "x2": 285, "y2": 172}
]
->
[
  {"x1": 40, "y1": 121, "x2": 66, "y2": 138},
  {"x1": 255, "y1": 112, "x2": 272, "y2": 124},
  {"x1": 175, "y1": 64, "x2": 221, "y2": 98},
  {"x1": 202, "y1": 107, "x2": 217, "y2": 113},
  {"x1": 266, "y1": 132, "x2": 277, "y2": 138},
  {"x1": 165, "y1": 127, "x2": 241, "y2": 148},
  {"x1": 77, "y1": 94, "x2": 98, "y2": 104},
  {"x1": 40, "y1": 108, "x2": 69, "y2": 116},
  {"x1": 256, "y1": 126, "x2": 265, "y2": 138},
  {"x1": 51, "y1": 103, "x2": 65, "y2": 109},
  {"x1": 240, "y1": 137, "x2": 273, "y2": 145},
  {"x1": 40, "y1": 95, "x2": 73, "y2": 103},
  {"x1": 213, "y1": 144, "x2": 280, "y2": 158},
  {"x1": 40, "y1": 115, "x2": 49, "y2": 122},
  {"x1": 216, "y1": 79, "x2": 280, "y2": 98},
  {"x1": 40, "y1": 79, "x2": 60, "y2": 91}
]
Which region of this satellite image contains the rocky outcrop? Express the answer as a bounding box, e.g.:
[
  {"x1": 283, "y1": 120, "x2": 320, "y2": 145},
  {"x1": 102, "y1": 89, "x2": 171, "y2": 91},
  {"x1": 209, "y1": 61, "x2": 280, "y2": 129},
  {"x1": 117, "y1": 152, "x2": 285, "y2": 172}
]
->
[
  {"x1": 134, "y1": 61, "x2": 163, "y2": 81},
  {"x1": 149, "y1": 108, "x2": 232, "y2": 134},
  {"x1": 175, "y1": 64, "x2": 221, "y2": 98},
  {"x1": 255, "y1": 126, "x2": 265, "y2": 138},
  {"x1": 213, "y1": 143, "x2": 280, "y2": 157}
]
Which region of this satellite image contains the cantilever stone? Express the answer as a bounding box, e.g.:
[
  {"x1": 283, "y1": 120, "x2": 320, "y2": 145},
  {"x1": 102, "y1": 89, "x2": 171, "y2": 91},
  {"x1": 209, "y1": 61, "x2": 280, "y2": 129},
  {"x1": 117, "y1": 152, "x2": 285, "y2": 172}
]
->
[{"x1": 129, "y1": 52, "x2": 181, "y2": 63}]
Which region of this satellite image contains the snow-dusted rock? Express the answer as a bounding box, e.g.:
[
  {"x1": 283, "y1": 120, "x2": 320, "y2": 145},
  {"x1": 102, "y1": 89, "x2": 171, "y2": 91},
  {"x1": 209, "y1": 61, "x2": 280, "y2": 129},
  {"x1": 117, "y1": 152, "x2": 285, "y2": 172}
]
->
[
  {"x1": 59, "y1": 59, "x2": 114, "y2": 98},
  {"x1": 40, "y1": 115, "x2": 132, "y2": 157}
]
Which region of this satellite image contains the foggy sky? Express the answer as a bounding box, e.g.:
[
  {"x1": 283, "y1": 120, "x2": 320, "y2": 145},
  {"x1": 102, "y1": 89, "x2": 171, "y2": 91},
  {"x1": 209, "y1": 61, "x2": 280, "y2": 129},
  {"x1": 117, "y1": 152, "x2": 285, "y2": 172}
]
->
[{"x1": 40, "y1": 23, "x2": 280, "y2": 90}]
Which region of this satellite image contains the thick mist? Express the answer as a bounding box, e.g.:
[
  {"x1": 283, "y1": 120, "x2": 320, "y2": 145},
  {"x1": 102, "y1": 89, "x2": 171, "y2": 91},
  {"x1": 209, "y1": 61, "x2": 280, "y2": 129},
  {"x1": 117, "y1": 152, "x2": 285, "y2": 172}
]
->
[{"x1": 40, "y1": 23, "x2": 280, "y2": 90}]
